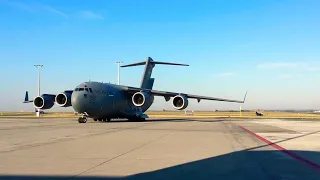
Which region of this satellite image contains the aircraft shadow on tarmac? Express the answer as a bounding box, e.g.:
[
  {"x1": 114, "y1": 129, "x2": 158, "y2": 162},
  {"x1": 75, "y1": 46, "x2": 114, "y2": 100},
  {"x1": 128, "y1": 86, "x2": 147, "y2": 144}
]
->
[
  {"x1": 95, "y1": 119, "x2": 224, "y2": 123},
  {"x1": 1, "y1": 149, "x2": 319, "y2": 180}
]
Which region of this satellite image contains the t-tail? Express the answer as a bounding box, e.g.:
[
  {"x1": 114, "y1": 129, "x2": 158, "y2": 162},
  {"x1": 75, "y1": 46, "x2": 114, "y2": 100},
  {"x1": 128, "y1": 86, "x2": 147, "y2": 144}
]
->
[{"x1": 121, "y1": 57, "x2": 189, "y2": 89}]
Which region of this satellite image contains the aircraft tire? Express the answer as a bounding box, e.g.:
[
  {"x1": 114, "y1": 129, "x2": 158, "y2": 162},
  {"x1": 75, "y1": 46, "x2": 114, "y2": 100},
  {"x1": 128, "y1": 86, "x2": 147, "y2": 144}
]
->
[
  {"x1": 107, "y1": 118, "x2": 111, "y2": 122},
  {"x1": 102, "y1": 118, "x2": 107, "y2": 122},
  {"x1": 98, "y1": 118, "x2": 103, "y2": 122},
  {"x1": 94, "y1": 119, "x2": 98, "y2": 121},
  {"x1": 78, "y1": 117, "x2": 87, "y2": 123}
]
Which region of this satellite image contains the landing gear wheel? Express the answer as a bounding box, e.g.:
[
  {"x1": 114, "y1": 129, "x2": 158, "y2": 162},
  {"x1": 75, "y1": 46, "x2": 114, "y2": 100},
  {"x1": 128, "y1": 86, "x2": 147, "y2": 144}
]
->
[
  {"x1": 107, "y1": 118, "x2": 111, "y2": 122},
  {"x1": 98, "y1": 118, "x2": 103, "y2": 122},
  {"x1": 94, "y1": 119, "x2": 98, "y2": 121},
  {"x1": 78, "y1": 117, "x2": 87, "y2": 123},
  {"x1": 102, "y1": 118, "x2": 107, "y2": 122}
]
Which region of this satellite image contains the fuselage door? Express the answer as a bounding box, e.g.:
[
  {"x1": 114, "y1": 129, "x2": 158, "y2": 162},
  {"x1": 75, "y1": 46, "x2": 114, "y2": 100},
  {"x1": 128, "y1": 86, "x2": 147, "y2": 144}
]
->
[{"x1": 108, "y1": 91, "x2": 115, "y2": 109}]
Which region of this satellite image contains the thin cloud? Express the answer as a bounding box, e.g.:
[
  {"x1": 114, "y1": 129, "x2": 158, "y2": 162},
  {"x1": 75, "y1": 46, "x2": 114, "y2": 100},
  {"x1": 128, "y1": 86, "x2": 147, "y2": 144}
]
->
[
  {"x1": 306, "y1": 67, "x2": 320, "y2": 71},
  {"x1": 257, "y1": 62, "x2": 320, "y2": 71},
  {"x1": 77, "y1": 10, "x2": 104, "y2": 20},
  {"x1": 279, "y1": 74, "x2": 294, "y2": 79},
  {"x1": 279, "y1": 74, "x2": 302, "y2": 79},
  {"x1": 216, "y1": 72, "x2": 235, "y2": 77},
  {"x1": 2, "y1": 1, "x2": 104, "y2": 20},
  {"x1": 257, "y1": 62, "x2": 303, "y2": 69},
  {"x1": 2, "y1": 0, "x2": 68, "y2": 18},
  {"x1": 1, "y1": 0, "x2": 34, "y2": 12},
  {"x1": 39, "y1": 4, "x2": 68, "y2": 18}
]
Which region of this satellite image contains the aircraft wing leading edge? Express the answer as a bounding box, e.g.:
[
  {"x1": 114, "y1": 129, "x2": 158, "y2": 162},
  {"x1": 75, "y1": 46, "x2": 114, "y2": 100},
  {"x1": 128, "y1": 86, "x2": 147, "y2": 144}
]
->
[{"x1": 122, "y1": 86, "x2": 247, "y2": 103}]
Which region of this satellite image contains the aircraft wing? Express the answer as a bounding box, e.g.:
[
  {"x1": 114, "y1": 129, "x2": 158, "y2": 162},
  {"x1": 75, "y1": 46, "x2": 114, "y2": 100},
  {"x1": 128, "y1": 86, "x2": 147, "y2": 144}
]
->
[{"x1": 122, "y1": 86, "x2": 247, "y2": 103}]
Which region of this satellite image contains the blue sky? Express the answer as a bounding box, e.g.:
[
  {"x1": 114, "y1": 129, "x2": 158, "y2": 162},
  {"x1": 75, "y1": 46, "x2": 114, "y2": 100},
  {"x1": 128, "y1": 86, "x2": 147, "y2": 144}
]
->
[{"x1": 0, "y1": 0, "x2": 320, "y2": 111}]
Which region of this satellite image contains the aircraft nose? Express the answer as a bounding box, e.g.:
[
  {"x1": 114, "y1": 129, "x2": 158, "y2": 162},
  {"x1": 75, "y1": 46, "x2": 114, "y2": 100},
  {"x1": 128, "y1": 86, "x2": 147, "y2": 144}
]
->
[{"x1": 71, "y1": 92, "x2": 87, "y2": 113}]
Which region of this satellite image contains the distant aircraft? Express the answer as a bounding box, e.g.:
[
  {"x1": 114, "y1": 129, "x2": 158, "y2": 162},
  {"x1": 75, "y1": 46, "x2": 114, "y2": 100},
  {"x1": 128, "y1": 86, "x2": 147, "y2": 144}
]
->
[
  {"x1": 256, "y1": 111, "x2": 264, "y2": 116},
  {"x1": 24, "y1": 57, "x2": 247, "y2": 123}
]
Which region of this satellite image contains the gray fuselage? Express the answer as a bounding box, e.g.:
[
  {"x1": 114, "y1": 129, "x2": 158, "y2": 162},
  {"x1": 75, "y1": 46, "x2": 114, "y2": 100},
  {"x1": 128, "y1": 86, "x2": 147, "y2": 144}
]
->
[{"x1": 71, "y1": 82, "x2": 153, "y2": 119}]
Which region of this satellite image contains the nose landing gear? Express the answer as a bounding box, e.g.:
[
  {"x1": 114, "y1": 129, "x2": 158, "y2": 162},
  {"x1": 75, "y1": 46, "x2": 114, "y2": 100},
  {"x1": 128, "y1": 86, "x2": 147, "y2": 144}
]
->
[
  {"x1": 78, "y1": 112, "x2": 89, "y2": 123},
  {"x1": 78, "y1": 117, "x2": 87, "y2": 123}
]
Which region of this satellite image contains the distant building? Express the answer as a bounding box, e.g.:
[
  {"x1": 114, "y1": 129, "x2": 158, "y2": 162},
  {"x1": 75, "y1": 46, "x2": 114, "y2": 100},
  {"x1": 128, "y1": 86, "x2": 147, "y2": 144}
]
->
[{"x1": 184, "y1": 110, "x2": 194, "y2": 116}]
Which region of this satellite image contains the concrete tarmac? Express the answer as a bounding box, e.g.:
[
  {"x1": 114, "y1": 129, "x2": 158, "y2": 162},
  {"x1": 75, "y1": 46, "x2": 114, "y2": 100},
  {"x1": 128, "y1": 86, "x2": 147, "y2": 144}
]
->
[{"x1": 0, "y1": 118, "x2": 319, "y2": 180}]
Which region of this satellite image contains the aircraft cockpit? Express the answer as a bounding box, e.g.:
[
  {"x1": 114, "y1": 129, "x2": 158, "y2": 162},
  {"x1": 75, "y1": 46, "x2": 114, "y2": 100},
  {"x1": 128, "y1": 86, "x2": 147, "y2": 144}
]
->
[{"x1": 74, "y1": 87, "x2": 93, "y2": 93}]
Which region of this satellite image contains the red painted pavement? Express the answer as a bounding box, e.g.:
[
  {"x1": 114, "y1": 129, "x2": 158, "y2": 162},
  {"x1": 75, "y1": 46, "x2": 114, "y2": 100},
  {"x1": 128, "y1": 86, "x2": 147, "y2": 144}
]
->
[{"x1": 239, "y1": 125, "x2": 320, "y2": 173}]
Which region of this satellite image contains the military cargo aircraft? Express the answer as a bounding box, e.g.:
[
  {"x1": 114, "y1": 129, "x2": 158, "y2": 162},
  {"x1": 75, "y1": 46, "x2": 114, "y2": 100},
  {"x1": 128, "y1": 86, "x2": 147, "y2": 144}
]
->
[{"x1": 24, "y1": 57, "x2": 247, "y2": 123}]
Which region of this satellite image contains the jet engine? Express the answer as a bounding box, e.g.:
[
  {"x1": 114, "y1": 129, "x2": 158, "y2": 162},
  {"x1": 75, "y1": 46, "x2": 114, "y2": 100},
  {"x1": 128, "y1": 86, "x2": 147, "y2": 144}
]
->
[
  {"x1": 55, "y1": 91, "x2": 73, "y2": 107},
  {"x1": 132, "y1": 92, "x2": 152, "y2": 107},
  {"x1": 33, "y1": 94, "x2": 56, "y2": 110},
  {"x1": 172, "y1": 95, "x2": 189, "y2": 110}
]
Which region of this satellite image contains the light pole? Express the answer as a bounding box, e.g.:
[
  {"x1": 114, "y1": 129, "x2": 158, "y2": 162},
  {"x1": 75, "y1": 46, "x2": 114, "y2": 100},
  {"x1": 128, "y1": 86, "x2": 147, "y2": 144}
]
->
[
  {"x1": 34, "y1": 65, "x2": 43, "y2": 96},
  {"x1": 34, "y1": 65, "x2": 43, "y2": 117},
  {"x1": 116, "y1": 61, "x2": 123, "y2": 85}
]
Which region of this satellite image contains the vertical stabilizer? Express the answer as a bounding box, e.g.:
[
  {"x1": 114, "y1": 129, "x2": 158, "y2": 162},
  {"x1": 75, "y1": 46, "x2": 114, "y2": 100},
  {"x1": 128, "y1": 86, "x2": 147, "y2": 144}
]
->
[
  {"x1": 140, "y1": 57, "x2": 155, "y2": 89},
  {"x1": 121, "y1": 57, "x2": 188, "y2": 90}
]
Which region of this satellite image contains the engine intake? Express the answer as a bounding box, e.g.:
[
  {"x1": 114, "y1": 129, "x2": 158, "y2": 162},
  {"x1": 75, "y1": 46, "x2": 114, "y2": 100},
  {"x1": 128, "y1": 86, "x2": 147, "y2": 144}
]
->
[
  {"x1": 55, "y1": 91, "x2": 73, "y2": 107},
  {"x1": 132, "y1": 92, "x2": 151, "y2": 107},
  {"x1": 172, "y1": 95, "x2": 189, "y2": 110},
  {"x1": 33, "y1": 94, "x2": 56, "y2": 110}
]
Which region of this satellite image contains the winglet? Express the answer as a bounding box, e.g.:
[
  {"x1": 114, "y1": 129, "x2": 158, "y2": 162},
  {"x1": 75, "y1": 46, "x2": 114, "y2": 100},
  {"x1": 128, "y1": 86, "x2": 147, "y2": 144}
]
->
[
  {"x1": 242, "y1": 91, "x2": 248, "y2": 103},
  {"x1": 23, "y1": 91, "x2": 33, "y2": 103}
]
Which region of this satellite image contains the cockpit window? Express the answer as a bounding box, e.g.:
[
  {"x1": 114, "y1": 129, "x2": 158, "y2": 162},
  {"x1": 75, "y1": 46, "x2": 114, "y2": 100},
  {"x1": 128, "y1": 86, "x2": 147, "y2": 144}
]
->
[
  {"x1": 85, "y1": 88, "x2": 89, "y2": 92},
  {"x1": 78, "y1": 88, "x2": 84, "y2": 91},
  {"x1": 89, "y1": 88, "x2": 93, "y2": 93},
  {"x1": 75, "y1": 88, "x2": 79, "y2": 91}
]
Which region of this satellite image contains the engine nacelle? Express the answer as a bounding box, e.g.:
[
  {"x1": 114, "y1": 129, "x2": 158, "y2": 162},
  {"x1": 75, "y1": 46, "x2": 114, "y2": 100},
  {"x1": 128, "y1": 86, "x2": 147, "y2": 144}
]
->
[
  {"x1": 132, "y1": 92, "x2": 152, "y2": 107},
  {"x1": 172, "y1": 95, "x2": 189, "y2": 110},
  {"x1": 33, "y1": 94, "x2": 56, "y2": 110},
  {"x1": 55, "y1": 91, "x2": 73, "y2": 107}
]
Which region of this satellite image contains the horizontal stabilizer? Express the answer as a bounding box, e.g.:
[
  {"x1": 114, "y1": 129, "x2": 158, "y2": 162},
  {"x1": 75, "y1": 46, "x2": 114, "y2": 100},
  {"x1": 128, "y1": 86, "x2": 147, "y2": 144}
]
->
[
  {"x1": 121, "y1": 61, "x2": 146, "y2": 68},
  {"x1": 121, "y1": 57, "x2": 189, "y2": 89},
  {"x1": 153, "y1": 61, "x2": 189, "y2": 66},
  {"x1": 121, "y1": 57, "x2": 189, "y2": 68}
]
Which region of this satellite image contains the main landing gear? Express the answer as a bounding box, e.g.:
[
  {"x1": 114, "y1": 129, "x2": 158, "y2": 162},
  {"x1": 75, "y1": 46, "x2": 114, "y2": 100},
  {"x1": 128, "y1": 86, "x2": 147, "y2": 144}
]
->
[
  {"x1": 93, "y1": 118, "x2": 111, "y2": 122},
  {"x1": 79, "y1": 116, "x2": 145, "y2": 123},
  {"x1": 128, "y1": 117, "x2": 146, "y2": 122}
]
